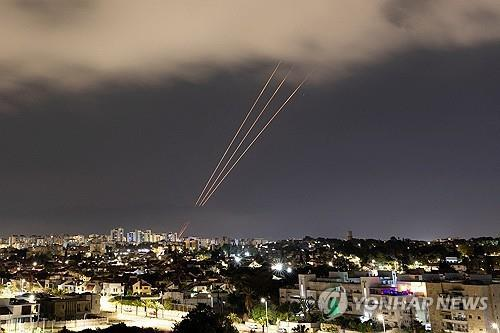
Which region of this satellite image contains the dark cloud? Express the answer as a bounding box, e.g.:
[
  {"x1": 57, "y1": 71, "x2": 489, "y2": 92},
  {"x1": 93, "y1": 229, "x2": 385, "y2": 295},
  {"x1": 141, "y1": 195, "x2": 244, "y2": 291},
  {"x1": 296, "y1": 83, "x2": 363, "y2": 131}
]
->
[
  {"x1": 1, "y1": 0, "x2": 500, "y2": 103},
  {"x1": 0, "y1": 44, "x2": 499, "y2": 239},
  {"x1": 11, "y1": 0, "x2": 94, "y2": 25}
]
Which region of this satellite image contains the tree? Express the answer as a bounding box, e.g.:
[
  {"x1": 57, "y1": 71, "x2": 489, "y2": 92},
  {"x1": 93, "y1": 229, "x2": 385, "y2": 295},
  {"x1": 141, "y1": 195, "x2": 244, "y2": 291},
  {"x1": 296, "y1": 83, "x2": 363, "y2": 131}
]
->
[
  {"x1": 406, "y1": 320, "x2": 426, "y2": 333},
  {"x1": 251, "y1": 303, "x2": 278, "y2": 326},
  {"x1": 330, "y1": 317, "x2": 383, "y2": 332},
  {"x1": 49, "y1": 287, "x2": 65, "y2": 296},
  {"x1": 144, "y1": 300, "x2": 164, "y2": 318},
  {"x1": 276, "y1": 302, "x2": 300, "y2": 322},
  {"x1": 60, "y1": 323, "x2": 159, "y2": 333},
  {"x1": 173, "y1": 304, "x2": 238, "y2": 333},
  {"x1": 241, "y1": 286, "x2": 255, "y2": 314},
  {"x1": 162, "y1": 297, "x2": 174, "y2": 310},
  {"x1": 227, "y1": 313, "x2": 242, "y2": 324},
  {"x1": 298, "y1": 297, "x2": 315, "y2": 322}
]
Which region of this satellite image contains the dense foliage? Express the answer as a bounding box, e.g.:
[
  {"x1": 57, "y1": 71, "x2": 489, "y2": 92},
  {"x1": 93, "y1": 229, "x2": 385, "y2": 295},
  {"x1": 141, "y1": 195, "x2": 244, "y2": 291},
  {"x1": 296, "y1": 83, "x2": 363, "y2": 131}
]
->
[
  {"x1": 60, "y1": 323, "x2": 160, "y2": 333},
  {"x1": 172, "y1": 304, "x2": 238, "y2": 333}
]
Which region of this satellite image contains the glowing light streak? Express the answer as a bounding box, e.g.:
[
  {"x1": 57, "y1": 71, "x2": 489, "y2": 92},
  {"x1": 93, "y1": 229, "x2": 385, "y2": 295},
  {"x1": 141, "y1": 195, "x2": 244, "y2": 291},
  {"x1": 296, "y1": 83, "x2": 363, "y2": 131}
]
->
[
  {"x1": 200, "y1": 75, "x2": 308, "y2": 206},
  {"x1": 195, "y1": 62, "x2": 281, "y2": 205}
]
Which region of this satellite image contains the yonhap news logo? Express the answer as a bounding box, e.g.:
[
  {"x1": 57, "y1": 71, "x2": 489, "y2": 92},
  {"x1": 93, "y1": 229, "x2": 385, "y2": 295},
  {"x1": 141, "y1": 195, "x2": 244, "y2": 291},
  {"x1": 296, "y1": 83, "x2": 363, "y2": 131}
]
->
[
  {"x1": 317, "y1": 287, "x2": 489, "y2": 320},
  {"x1": 318, "y1": 286, "x2": 348, "y2": 319}
]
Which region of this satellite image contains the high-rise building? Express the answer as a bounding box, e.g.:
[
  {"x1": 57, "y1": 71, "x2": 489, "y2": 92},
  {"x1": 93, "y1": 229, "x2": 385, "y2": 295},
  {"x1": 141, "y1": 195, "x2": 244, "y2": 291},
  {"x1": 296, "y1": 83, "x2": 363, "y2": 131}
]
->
[
  {"x1": 167, "y1": 232, "x2": 177, "y2": 242},
  {"x1": 143, "y1": 229, "x2": 152, "y2": 243},
  {"x1": 110, "y1": 227, "x2": 124, "y2": 243},
  {"x1": 126, "y1": 231, "x2": 136, "y2": 243}
]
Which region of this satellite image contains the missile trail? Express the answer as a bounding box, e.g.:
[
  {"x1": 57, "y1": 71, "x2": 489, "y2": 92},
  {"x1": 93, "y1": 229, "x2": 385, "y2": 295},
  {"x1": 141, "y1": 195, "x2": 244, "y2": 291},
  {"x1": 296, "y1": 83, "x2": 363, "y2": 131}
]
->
[
  {"x1": 200, "y1": 75, "x2": 309, "y2": 206},
  {"x1": 195, "y1": 62, "x2": 281, "y2": 206},
  {"x1": 198, "y1": 68, "x2": 291, "y2": 206}
]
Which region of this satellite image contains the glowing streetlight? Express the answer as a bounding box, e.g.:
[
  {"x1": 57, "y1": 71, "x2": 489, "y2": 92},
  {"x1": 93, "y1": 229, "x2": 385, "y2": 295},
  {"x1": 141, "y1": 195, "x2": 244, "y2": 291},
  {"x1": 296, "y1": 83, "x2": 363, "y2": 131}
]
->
[
  {"x1": 286, "y1": 267, "x2": 292, "y2": 273},
  {"x1": 492, "y1": 323, "x2": 499, "y2": 333},
  {"x1": 271, "y1": 263, "x2": 283, "y2": 272},
  {"x1": 377, "y1": 313, "x2": 386, "y2": 333},
  {"x1": 260, "y1": 298, "x2": 269, "y2": 331}
]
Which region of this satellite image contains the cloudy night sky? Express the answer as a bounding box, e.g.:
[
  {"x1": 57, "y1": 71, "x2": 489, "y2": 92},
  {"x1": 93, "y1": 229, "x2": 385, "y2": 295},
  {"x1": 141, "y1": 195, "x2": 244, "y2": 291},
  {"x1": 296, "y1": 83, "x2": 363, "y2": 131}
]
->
[{"x1": 1, "y1": 1, "x2": 500, "y2": 239}]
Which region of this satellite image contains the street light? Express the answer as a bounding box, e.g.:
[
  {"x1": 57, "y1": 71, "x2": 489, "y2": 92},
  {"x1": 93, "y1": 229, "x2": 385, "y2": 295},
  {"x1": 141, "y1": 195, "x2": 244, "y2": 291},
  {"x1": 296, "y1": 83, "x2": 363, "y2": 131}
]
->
[
  {"x1": 260, "y1": 298, "x2": 269, "y2": 332},
  {"x1": 377, "y1": 313, "x2": 386, "y2": 333},
  {"x1": 274, "y1": 263, "x2": 283, "y2": 271},
  {"x1": 492, "y1": 323, "x2": 499, "y2": 333}
]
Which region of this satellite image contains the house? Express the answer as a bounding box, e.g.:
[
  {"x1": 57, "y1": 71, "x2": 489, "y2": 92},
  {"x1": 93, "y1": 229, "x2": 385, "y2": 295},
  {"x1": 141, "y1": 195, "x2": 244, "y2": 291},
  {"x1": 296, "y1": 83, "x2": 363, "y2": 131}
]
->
[
  {"x1": 78, "y1": 282, "x2": 101, "y2": 295},
  {"x1": 101, "y1": 282, "x2": 124, "y2": 296},
  {"x1": 58, "y1": 279, "x2": 78, "y2": 294},
  {"x1": 0, "y1": 298, "x2": 40, "y2": 327},
  {"x1": 38, "y1": 293, "x2": 100, "y2": 321},
  {"x1": 132, "y1": 280, "x2": 152, "y2": 296}
]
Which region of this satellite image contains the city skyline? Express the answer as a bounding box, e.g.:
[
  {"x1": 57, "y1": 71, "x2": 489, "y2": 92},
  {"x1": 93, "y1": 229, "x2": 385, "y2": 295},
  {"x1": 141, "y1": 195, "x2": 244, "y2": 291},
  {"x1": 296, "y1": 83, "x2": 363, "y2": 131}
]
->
[{"x1": 1, "y1": 1, "x2": 499, "y2": 240}]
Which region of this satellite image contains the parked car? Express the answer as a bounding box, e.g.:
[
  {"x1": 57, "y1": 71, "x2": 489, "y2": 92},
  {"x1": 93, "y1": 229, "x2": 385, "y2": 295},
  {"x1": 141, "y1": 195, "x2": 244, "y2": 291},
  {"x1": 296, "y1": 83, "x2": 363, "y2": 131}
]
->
[{"x1": 247, "y1": 322, "x2": 259, "y2": 330}]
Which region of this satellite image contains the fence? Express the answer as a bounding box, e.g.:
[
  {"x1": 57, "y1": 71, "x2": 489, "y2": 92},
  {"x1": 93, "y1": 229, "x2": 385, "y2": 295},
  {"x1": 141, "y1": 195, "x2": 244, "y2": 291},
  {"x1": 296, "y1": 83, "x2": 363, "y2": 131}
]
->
[
  {"x1": 114, "y1": 304, "x2": 190, "y2": 321},
  {"x1": 0, "y1": 318, "x2": 109, "y2": 333}
]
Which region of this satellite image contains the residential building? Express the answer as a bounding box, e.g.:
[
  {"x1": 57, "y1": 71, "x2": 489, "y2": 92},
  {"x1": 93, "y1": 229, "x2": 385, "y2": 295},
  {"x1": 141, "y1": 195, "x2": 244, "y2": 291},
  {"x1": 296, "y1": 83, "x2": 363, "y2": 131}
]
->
[
  {"x1": 280, "y1": 271, "x2": 431, "y2": 330},
  {"x1": 38, "y1": 294, "x2": 100, "y2": 321},
  {"x1": 132, "y1": 280, "x2": 152, "y2": 296},
  {"x1": 101, "y1": 282, "x2": 124, "y2": 296},
  {"x1": 0, "y1": 298, "x2": 40, "y2": 328},
  {"x1": 427, "y1": 279, "x2": 500, "y2": 333},
  {"x1": 110, "y1": 228, "x2": 125, "y2": 243}
]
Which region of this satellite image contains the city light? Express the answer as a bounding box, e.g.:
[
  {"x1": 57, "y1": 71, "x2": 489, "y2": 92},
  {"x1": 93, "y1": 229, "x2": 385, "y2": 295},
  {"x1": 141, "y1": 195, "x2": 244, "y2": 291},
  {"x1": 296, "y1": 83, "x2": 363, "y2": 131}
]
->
[{"x1": 271, "y1": 263, "x2": 284, "y2": 271}]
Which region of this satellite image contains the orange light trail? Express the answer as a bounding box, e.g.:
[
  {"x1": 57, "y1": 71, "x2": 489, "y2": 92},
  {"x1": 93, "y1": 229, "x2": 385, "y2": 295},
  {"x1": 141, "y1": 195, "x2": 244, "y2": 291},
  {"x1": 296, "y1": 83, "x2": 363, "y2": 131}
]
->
[
  {"x1": 197, "y1": 68, "x2": 291, "y2": 206},
  {"x1": 200, "y1": 75, "x2": 309, "y2": 206},
  {"x1": 194, "y1": 62, "x2": 281, "y2": 206}
]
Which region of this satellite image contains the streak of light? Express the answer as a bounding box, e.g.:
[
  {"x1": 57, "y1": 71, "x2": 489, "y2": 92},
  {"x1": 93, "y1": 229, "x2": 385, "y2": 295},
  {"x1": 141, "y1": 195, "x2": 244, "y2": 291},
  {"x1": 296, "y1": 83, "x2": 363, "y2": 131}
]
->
[
  {"x1": 197, "y1": 68, "x2": 291, "y2": 206},
  {"x1": 195, "y1": 62, "x2": 281, "y2": 206},
  {"x1": 200, "y1": 75, "x2": 309, "y2": 206}
]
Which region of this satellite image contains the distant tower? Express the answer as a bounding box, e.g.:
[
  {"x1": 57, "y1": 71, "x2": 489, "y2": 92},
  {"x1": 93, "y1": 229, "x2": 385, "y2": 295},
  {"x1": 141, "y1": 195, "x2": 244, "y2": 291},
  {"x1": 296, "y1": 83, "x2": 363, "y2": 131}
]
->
[{"x1": 347, "y1": 230, "x2": 353, "y2": 241}]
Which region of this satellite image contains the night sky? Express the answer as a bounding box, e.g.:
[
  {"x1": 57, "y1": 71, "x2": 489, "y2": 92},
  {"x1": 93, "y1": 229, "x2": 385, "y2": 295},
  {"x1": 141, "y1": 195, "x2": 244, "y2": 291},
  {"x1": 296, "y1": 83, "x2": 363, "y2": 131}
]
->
[{"x1": 1, "y1": 1, "x2": 500, "y2": 239}]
